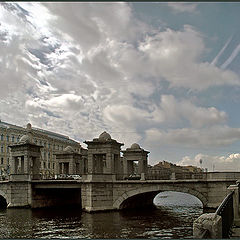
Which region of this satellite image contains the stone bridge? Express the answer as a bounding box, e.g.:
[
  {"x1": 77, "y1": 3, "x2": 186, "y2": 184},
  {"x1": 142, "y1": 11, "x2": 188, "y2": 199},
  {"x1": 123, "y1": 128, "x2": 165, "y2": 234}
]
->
[
  {"x1": 0, "y1": 129, "x2": 239, "y2": 212},
  {"x1": 0, "y1": 174, "x2": 238, "y2": 212},
  {"x1": 81, "y1": 175, "x2": 238, "y2": 212}
]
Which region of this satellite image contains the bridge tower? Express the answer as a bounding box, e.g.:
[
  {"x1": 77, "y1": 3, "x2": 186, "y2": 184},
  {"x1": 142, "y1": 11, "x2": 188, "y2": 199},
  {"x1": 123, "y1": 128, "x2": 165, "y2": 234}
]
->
[
  {"x1": 6, "y1": 123, "x2": 42, "y2": 208},
  {"x1": 55, "y1": 145, "x2": 86, "y2": 175},
  {"x1": 81, "y1": 132, "x2": 124, "y2": 212},
  {"x1": 84, "y1": 131, "x2": 124, "y2": 180},
  {"x1": 9, "y1": 123, "x2": 42, "y2": 181},
  {"x1": 122, "y1": 143, "x2": 149, "y2": 180}
]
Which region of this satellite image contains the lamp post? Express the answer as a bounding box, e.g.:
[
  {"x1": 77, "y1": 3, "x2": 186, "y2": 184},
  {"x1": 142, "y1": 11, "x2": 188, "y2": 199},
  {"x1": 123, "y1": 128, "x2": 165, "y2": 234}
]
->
[{"x1": 199, "y1": 159, "x2": 203, "y2": 171}]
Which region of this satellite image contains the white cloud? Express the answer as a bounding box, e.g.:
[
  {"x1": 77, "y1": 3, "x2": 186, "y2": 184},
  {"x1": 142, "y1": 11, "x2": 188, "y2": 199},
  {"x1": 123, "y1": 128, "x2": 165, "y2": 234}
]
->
[
  {"x1": 138, "y1": 25, "x2": 240, "y2": 90},
  {"x1": 42, "y1": 3, "x2": 149, "y2": 53},
  {"x1": 145, "y1": 125, "x2": 240, "y2": 148},
  {"x1": 152, "y1": 95, "x2": 227, "y2": 128},
  {"x1": 0, "y1": 1, "x2": 240, "y2": 158},
  {"x1": 167, "y1": 2, "x2": 198, "y2": 13},
  {"x1": 178, "y1": 153, "x2": 240, "y2": 171},
  {"x1": 103, "y1": 104, "x2": 151, "y2": 129}
]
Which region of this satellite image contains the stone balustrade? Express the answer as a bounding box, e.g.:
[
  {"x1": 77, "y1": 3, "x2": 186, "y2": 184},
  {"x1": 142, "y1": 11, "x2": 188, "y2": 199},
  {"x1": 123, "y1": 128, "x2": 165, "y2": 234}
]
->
[{"x1": 193, "y1": 181, "x2": 240, "y2": 238}]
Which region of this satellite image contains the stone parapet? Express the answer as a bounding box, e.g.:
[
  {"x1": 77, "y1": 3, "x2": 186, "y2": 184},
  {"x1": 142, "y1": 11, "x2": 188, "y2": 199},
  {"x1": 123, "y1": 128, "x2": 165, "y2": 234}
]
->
[
  {"x1": 9, "y1": 174, "x2": 31, "y2": 182},
  {"x1": 82, "y1": 174, "x2": 116, "y2": 182}
]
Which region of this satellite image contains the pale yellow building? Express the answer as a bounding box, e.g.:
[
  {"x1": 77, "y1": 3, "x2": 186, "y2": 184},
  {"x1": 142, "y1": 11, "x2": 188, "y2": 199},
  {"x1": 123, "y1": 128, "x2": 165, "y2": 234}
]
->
[{"x1": 0, "y1": 120, "x2": 82, "y2": 177}]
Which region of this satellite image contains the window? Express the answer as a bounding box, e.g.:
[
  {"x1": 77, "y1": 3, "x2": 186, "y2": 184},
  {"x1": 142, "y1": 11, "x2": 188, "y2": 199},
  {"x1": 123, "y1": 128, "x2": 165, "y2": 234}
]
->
[
  {"x1": 1, "y1": 158, "x2": 3, "y2": 165},
  {"x1": 48, "y1": 143, "x2": 50, "y2": 149},
  {"x1": 12, "y1": 135, "x2": 15, "y2": 142},
  {"x1": 53, "y1": 163, "x2": 55, "y2": 169},
  {"x1": 6, "y1": 135, "x2": 9, "y2": 142},
  {"x1": 7, "y1": 147, "x2": 9, "y2": 153},
  {"x1": 48, "y1": 162, "x2": 50, "y2": 169},
  {"x1": 43, "y1": 162, "x2": 46, "y2": 168},
  {"x1": 17, "y1": 136, "x2": 20, "y2": 142},
  {"x1": 1, "y1": 134, "x2": 3, "y2": 141},
  {"x1": 34, "y1": 139, "x2": 37, "y2": 144},
  {"x1": 48, "y1": 152, "x2": 50, "y2": 160},
  {"x1": 1, "y1": 145, "x2": 3, "y2": 153}
]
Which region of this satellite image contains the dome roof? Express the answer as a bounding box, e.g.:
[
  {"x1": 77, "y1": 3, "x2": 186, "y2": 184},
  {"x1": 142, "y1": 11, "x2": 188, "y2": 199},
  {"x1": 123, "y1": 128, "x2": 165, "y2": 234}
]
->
[
  {"x1": 19, "y1": 134, "x2": 31, "y2": 144},
  {"x1": 99, "y1": 131, "x2": 111, "y2": 141},
  {"x1": 63, "y1": 146, "x2": 75, "y2": 153},
  {"x1": 130, "y1": 143, "x2": 141, "y2": 149}
]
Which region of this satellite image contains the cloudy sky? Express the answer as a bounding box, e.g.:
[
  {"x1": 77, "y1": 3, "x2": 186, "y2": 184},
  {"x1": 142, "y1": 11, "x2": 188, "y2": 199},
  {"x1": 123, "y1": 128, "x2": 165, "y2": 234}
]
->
[{"x1": 1, "y1": 2, "x2": 240, "y2": 171}]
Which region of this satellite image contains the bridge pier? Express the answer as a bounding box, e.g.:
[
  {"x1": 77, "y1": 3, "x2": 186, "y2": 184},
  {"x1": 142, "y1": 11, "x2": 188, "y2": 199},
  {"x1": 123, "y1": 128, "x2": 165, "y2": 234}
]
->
[
  {"x1": 7, "y1": 181, "x2": 32, "y2": 208},
  {"x1": 81, "y1": 182, "x2": 115, "y2": 212},
  {"x1": 6, "y1": 131, "x2": 41, "y2": 208}
]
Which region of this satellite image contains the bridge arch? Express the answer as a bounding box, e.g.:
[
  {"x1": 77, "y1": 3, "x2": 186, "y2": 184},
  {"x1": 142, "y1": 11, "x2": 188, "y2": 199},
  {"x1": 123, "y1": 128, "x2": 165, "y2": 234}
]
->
[
  {"x1": 0, "y1": 190, "x2": 8, "y2": 209},
  {"x1": 113, "y1": 184, "x2": 207, "y2": 210}
]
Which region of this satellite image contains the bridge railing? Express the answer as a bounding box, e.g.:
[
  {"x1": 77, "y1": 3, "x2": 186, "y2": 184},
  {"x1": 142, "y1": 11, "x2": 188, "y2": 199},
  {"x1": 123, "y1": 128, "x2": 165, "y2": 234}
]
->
[
  {"x1": 40, "y1": 174, "x2": 82, "y2": 180},
  {"x1": 215, "y1": 190, "x2": 234, "y2": 238},
  {"x1": 146, "y1": 171, "x2": 240, "y2": 181},
  {"x1": 4, "y1": 171, "x2": 240, "y2": 181},
  {"x1": 146, "y1": 172, "x2": 207, "y2": 180}
]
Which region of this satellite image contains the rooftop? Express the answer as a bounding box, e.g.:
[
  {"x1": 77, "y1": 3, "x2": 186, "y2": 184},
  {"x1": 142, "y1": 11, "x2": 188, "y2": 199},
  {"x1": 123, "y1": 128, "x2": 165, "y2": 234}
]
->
[{"x1": 0, "y1": 120, "x2": 79, "y2": 144}]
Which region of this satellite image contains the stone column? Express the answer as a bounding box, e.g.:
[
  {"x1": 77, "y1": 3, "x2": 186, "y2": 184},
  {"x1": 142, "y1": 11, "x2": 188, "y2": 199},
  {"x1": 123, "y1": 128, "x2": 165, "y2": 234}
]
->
[
  {"x1": 171, "y1": 172, "x2": 176, "y2": 180},
  {"x1": 123, "y1": 157, "x2": 128, "y2": 178},
  {"x1": 138, "y1": 156, "x2": 144, "y2": 175},
  {"x1": 88, "y1": 153, "x2": 94, "y2": 174},
  {"x1": 106, "y1": 152, "x2": 112, "y2": 174},
  {"x1": 23, "y1": 155, "x2": 28, "y2": 174}
]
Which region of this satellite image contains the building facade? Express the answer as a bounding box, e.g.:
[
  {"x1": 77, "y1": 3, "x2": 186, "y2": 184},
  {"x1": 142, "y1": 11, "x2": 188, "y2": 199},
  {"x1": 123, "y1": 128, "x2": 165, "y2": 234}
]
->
[{"x1": 0, "y1": 120, "x2": 82, "y2": 177}]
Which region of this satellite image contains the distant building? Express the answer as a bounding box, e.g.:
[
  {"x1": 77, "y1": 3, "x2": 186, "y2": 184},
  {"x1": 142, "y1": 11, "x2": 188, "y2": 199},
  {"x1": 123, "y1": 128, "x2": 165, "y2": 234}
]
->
[
  {"x1": 0, "y1": 120, "x2": 83, "y2": 176},
  {"x1": 148, "y1": 160, "x2": 202, "y2": 179}
]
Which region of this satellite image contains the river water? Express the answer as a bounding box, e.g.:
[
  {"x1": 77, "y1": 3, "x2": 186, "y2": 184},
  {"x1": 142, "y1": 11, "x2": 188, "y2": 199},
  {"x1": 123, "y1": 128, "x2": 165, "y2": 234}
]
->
[{"x1": 0, "y1": 191, "x2": 204, "y2": 239}]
